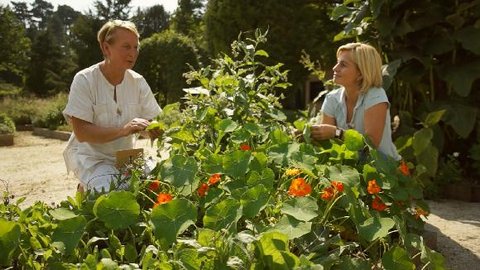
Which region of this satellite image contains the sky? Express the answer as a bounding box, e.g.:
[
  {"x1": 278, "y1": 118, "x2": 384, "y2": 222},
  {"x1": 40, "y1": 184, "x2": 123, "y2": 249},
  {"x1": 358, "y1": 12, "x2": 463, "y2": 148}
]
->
[{"x1": 0, "y1": 0, "x2": 179, "y2": 14}]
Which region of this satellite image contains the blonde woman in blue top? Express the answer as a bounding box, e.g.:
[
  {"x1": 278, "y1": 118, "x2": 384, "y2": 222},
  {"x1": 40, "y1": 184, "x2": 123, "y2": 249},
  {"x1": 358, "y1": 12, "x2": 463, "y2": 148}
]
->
[{"x1": 311, "y1": 42, "x2": 401, "y2": 161}]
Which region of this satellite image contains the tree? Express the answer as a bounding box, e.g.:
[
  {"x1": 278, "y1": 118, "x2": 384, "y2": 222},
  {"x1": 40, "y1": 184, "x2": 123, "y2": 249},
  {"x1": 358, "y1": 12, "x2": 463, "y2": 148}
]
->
[
  {"x1": 204, "y1": 0, "x2": 340, "y2": 109},
  {"x1": 10, "y1": 1, "x2": 30, "y2": 29},
  {"x1": 135, "y1": 30, "x2": 199, "y2": 105},
  {"x1": 131, "y1": 5, "x2": 170, "y2": 39},
  {"x1": 0, "y1": 5, "x2": 30, "y2": 85},
  {"x1": 171, "y1": 0, "x2": 204, "y2": 37},
  {"x1": 30, "y1": 0, "x2": 53, "y2": 30},
  {"x1": 70, "y1": 14, "x2": 104, "y2": 70},
  {"x1": 94, "y1": 0, "x2": 131, "y2": 20}
]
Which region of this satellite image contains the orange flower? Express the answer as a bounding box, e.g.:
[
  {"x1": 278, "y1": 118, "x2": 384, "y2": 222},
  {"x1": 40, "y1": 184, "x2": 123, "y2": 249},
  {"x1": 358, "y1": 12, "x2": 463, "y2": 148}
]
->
[
  {"x1": 414, "y1": 207, "x2": 429, "y2": 219},
  {"x1": 372, "y1": 196, "x2": 387, "y2": 211},
  {"x1": 197, "y1": 183, "x2": 209, "y2": 197},
  {"x1": 208, "y1": 173, "x2": 221, "y2": 185},
  {"x1": 240, "y1": 143, "x2": 251, "y2": 151},
  {"x1": 331, "y1": 181, "x2": 344, "y2": 192},
  {"x1": 321, "y1": 186, "x2": 334, "y2": 201},
  {"x1": 399, "y1": 161, "x2": 410, "y2": 176},
  {"x1": 154, "y1": 193, "x2": 173, "y2": 208},
  {"x1": 148, "y1": 179, "x2": 160, "y2": 191},
  {"x1": 285, "y1": 168, "x2": 301, "y2": 176},
  {"x1": 288, "y1": 177, "x2": 312, "y2": 197},
  {"x1": 367, "y1": 179, "x2": 381, "y2": 194}
]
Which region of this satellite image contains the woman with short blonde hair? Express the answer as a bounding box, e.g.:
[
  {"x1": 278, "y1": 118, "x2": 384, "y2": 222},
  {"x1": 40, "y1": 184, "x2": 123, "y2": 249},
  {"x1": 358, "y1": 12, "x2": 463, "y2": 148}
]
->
[{"x1": 310, "y1": 42, "x2": 400, "y2": 161}]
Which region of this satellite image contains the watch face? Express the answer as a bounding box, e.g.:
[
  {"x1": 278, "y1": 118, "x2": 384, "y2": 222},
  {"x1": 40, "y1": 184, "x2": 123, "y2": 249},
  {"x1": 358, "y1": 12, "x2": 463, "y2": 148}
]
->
[{"x1": 335, "y1": 128, "x2": 341, "y2": 137}]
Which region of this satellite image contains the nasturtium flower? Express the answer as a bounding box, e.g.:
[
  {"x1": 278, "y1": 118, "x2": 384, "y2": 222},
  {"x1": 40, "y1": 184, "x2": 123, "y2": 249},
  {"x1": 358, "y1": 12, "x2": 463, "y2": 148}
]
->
[
  {"x1": 208, "y1": 173, "x2": 221, "y2": 185},
  {"x1": 148, "y1": 179, "x2": 160, "y2": 191},
  {"x1": 240, "y1": 143, "x2": 251, "y2": 151},
  {"x1": 285, "y1": 168, "x2": 302, "y2": 176},
  {"x1": 372, "y1": 196, "x2": 387, "y2": 211},
  {"x1": 399, "y1": 161, "x2": 410, "y2": 176},
  {"x1": 367, "y1": 179, "x2": 381, "y2": 194},
  {"x1": 154, "y1": 193, "x2": 173, "y2": 208},
  {"x1": 331, "y1": 181, "x2": 344, "y2": 192},
  {"x1": 197, "y1": 183, "x2": 209, "y2": 197},
  {"x1": 288, "y1": 177, "x2": 312, "y2": 197},
  {"x1": 321, "y1": 186, "x2": 334, "y2": 201}
]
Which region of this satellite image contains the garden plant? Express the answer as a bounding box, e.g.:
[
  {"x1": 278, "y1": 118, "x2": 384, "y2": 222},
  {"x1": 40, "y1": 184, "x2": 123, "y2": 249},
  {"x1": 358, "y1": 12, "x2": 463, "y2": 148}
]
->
[{"x1": 0, "y1": 31, "x2": 445, "y2": 269}]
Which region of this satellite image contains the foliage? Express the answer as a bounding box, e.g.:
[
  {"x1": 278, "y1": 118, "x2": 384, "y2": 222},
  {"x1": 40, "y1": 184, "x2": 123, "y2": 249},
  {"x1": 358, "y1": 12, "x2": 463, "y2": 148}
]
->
[
  {"x1": 31, "y1": 93, "x2": 68, "y2": 130},
  {"x1": 0, "y1": 5, "x2": 31, "y2": 86},
  {"x1": 0, "y1": 113, "x2": 16, "y2": 134},
  {"x1": 131, "y1": 4, "x2": 170, "y2": 39},
  {"x1": 94, "y1": 0, "x2": 131, "y2": 21},
  {"x1": 204, "y1": 0, "x2": 341, "y2": 109},
  {"x1": 136, "y1": 30, "x2": 200, "y2": 106},
  {"x1": 0, "y1": 31, "x2": 444, "y2": 269}
]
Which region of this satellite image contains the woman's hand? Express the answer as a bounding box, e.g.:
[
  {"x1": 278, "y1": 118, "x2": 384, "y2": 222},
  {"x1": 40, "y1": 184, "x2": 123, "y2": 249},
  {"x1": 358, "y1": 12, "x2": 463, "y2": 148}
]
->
[
  {"x1": 123, "y1": 118, "x2": 151, "y2": 136},
  {"x1": 310, "y1": 124, "x2": 336, "y2": 141}
]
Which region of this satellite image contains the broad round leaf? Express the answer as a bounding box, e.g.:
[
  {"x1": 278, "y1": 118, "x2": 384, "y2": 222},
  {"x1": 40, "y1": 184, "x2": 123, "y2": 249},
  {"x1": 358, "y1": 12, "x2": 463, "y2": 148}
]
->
[
  {"x1": 0, "y1": 219, "x2": 21, "y2": 266},
  {"x1": 343, "y1": 129, "x2": 364, "y2": 151},
  {"x1": 358, "y1": 217, "x2": 395, "y2": 241},
  {"x1": 151, "y1": 198, "x2": 197, "y2": 250},
  {"x1": 240, "y1": 185, "x2": 269, "y2": 218},
  {"x1": 204, "y1": 198, "x2": 241, "y2": 231},
  {"x1": 271, "y1": 215, "x2": 312, "y2": 240},
  {"x1": 52, "y1": 216, "x2": 87, "y2": 255},
  {"x1": 281, "y1": 197, "x2": 318, "y2": 222},
  {"x1": 93, "y1": 191, "x2": 140, "y2": 230},
  {"x1": 382, "y1": 246, "x2": 415, "y2": 270},
  {"x1": 161, "y1": 155, "x2": 198, "y2": 188}
]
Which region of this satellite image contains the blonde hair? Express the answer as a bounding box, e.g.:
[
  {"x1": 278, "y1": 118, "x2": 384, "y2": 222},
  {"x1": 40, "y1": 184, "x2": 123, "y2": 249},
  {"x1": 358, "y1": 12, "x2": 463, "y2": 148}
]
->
[
  {"x1": 97, "y1": 20, "x2": 139, "y2": 54},
  {"x1": 337, "y1": 43, "x2": 383, "y2": 92}
]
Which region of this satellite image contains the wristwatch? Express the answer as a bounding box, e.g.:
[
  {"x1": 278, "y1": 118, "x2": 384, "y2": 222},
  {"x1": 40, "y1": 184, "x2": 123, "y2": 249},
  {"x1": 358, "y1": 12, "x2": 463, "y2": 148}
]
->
[{"x1": 335, "y1": 128, "x2": 343, "y2": 139}]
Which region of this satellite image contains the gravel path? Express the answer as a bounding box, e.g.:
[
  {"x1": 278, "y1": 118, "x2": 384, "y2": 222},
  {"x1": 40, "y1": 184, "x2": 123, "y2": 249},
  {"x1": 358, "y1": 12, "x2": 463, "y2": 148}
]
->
[{"x1": 1, "y1": 131, "x2": 479, "y2": 269}]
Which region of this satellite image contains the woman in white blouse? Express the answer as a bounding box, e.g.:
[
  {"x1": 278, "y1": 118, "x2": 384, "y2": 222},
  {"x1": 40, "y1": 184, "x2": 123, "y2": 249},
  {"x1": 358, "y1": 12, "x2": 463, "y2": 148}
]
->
[{"x1": 63, "y1": 20, "x2": 162, "y2": 192}]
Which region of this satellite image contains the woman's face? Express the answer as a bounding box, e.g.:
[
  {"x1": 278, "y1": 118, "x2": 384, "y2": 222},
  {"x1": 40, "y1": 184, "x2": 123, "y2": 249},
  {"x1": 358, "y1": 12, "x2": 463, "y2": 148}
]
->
[
  {"x1": 103, "y1": 28, "x2": 139, "y2": 70},
  {"x1": 332, "y1": 50, "x2": 362, "y2": 89}
]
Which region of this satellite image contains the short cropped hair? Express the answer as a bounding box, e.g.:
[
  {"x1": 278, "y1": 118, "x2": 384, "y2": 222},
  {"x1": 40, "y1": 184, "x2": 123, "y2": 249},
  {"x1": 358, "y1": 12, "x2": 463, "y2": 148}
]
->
[
  {"x1": 337, "y1": 43, "x2": 383, "y2": 92},
  {"x1": 97, "y1": 20, "x2": 139, "y2": 48}
]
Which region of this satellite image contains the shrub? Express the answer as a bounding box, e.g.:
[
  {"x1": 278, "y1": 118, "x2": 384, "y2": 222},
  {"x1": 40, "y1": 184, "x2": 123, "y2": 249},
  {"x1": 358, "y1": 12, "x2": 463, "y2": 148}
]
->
[
  {"x1": 31, "y1": 93, "x2": 68, "y2": 130},
  {"x1": 0, "y1": 113, "x2": 15, "y2": 134}
]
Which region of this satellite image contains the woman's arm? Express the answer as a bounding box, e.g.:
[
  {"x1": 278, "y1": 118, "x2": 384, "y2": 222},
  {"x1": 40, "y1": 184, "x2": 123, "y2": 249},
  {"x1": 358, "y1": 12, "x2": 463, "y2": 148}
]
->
[
  {"x1": 364, "y1": 102, "x2": 388, "y2": 147},
  {"x1": 71, "y1": 116, "x2": 149, "y2": 144},
  {"x1": 310, "y1": 114, "x2": 337, "y2": 141}
]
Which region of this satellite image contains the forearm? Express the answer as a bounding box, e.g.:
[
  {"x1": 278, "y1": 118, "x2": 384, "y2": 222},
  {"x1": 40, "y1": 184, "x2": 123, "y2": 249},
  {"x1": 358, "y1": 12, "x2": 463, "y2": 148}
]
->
[{"x1": 71, "y1": 117, "x2": 127, "y2": 144}]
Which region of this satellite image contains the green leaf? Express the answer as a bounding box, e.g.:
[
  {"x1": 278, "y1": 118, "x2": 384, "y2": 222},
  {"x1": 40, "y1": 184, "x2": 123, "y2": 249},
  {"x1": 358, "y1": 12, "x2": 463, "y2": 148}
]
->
[
  {"x1": 443, "y1": 60, "x2": 480, "y2": 97},
  {"x1": 423, "y1": 110, "x2": 445, "y2": 127},
  {"x1": 51, "y1": 216, "x2": 87, "y2": 255},
  {"x1": 281, "y1": 197, "x2": 318, "y2": 222},
  {"x1": 412, "y1": 128, "x2": 433, "y2": 155},
  {"x1": 255, "y1": 50, "x2": 269, "y2": 57},
  {"x1": 444, "y1": 103, "x2": 477, "y2": 138},
  {"x1": 124, "y1": 243, "x2": 138, "y2": 262},
  {"x1": 247, "y1": 168, "x2": 274, "y2": 189},
  {"x1": 338, "y1": 257, "x2": 371, "y2": 270},
  {"x1": 177, "y1": 248, "x2": 201, "y2": 269},
  {"x1": 240, "y1": 185, "x2": 269, "y2": 218},
  {"x1": 223, "y1": 150, "x2": 251, "y2": 179},
  {"x1": 256, "y1": 231, "x2": 300, "y2": 269},
  {"x1": 382, "y1": 246, "x2": 415, "y2": 270},
  {"x1": 215, "y1": 118, "x2": 238, "y2": 133},
  {"x1": 343, "y1": 129, "x2": 364, "y2": 151},
  {"x1": 0, "y1": 219, "x2": 21, "y2": 266},
  {"x1": 268, "y1": 142, "x2": 300, "y2": 166},
  {"x1": 151, "y1": 198, "x2": 197, "y2": 250},
  {"x1": 358, "y1": 217, "x2": 395, "y2": 241},
  {"x1": 382, "y1": 59, "x2": 401, "y2": 91},
  {"x1": 327, "y1": 165, "x2": 360, "y2": 187},
  {"x1": 49, "y1": 208, "x2": 78, "y2": 220},
  {"x1": 161, "y1": 155, "x2": 198, "y2": 188},
  {"x1": 271, "y1": 215, "x2": 312, "y2": 240},
  {"x1": 203, "y1": 198, "x2": 241, "y2": 231},
  {"x1": 331, "y1": 5, "x2": 349, "y2": 20},
  {"x1": 455, "y1": 26, "x2": 480, "y2": 55},
  {"x1": 93, "y1": 191, "x2": 140, "y2": 230},
  {"x1": 416, "y1": 145, "x2": 438, "y2": 176}
]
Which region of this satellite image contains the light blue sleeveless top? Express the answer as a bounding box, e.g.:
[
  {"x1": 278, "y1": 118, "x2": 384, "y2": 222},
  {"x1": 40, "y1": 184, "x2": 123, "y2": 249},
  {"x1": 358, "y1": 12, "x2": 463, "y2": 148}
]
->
[{"x1": 321, "y1": 87, "x2": 401, "y2": 161}]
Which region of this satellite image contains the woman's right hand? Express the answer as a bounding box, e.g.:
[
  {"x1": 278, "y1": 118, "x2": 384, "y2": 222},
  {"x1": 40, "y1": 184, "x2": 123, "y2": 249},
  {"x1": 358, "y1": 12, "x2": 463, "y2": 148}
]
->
[
  {"x1": 123, "y1": 118, "x2": 151, "y2": 136},
  {"x1": 310, "y1": 124, "x2": 336, "y2": 141}
]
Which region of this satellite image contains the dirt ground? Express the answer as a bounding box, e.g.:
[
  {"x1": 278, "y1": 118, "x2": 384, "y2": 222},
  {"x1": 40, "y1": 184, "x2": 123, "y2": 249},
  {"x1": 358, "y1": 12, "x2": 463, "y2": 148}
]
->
[{"x1": 1, "y1": 131, "x2": 479, "y2": 269}]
